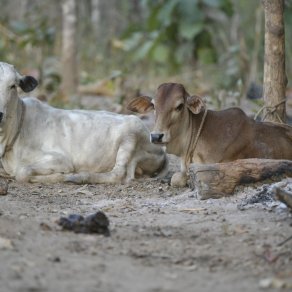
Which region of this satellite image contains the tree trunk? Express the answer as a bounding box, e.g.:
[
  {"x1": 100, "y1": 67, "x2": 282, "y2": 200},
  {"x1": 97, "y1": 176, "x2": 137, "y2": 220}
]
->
[
  {"x1": 91, "y1": 0, "x2": 100, "y2": 35},
  {"x1": 189, "y1": 159, "x2": 292, "y2": 199},
  {"x1": 262, "y1": 0, "x2": 287, "y2": 123},
  {"x1": 61, "y1": 0, "x2": 78, "y2": 102},
  {"x1": 247, "y1": 6, "x2": 263, "y2": 87}
]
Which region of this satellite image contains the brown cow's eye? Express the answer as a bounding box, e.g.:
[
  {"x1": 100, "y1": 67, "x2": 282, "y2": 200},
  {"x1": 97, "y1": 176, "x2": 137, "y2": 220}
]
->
[{"x1": 175, "y1": 104, "x2": 183, "y2": 111}]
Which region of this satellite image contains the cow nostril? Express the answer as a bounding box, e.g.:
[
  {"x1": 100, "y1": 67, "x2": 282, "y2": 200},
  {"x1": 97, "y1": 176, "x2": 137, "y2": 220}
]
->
[
  {"x1": 150, "y1": 133, "x2": 164, "y2": 143},
  {"x1": 0, "y1": 112, "x2": 3, "y2": 122}
]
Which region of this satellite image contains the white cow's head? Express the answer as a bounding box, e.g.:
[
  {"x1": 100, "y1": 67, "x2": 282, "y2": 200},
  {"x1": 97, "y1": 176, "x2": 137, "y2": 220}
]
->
[{"x1": 0, "y1": 62, "x2": 38, "y2": 124}]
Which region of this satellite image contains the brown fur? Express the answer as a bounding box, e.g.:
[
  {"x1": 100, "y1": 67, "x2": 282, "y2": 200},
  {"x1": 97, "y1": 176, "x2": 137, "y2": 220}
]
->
[{"x1": 127, "y1": 83, "x2": 292, "y2": 186}]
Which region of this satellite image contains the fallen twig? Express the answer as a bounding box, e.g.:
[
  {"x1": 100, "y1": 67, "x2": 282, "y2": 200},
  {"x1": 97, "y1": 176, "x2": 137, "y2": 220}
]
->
[
  {"x1": 277, "y1": 235, "x2": 292, "y2": 247},
  {"x1": 178, "y1": 208, "x2": 206, "y2": 213}
]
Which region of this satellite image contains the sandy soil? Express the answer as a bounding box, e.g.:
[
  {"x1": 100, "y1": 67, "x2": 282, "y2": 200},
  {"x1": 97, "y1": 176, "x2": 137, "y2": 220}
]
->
[{"x1": 0, "y1": 155, "x2": 291, "y2": 292}]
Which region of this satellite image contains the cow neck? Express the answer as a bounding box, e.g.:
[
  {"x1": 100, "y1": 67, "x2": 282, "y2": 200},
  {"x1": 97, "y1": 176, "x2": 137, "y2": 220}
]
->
[
  {"x1": 165, "y1": 109, "x2": 192, "y2": 157},
  {"x1": 186, "y1": 108, "x2": 208, "y2": 164},
  {"x1": 3, "y1": 99, "x2": 25, "y2": 156}
]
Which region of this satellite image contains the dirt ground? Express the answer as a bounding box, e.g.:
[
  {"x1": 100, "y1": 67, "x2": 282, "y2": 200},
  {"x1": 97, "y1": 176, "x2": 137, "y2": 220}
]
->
[{"x1": 0, "y1": 154, "x2": 291, "y2": 292}]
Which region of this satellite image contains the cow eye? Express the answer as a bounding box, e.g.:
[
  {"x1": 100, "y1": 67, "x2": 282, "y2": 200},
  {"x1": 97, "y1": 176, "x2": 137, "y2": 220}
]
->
[{"x1": 175, "y1": 104, "x2": 184, "y2": 111}]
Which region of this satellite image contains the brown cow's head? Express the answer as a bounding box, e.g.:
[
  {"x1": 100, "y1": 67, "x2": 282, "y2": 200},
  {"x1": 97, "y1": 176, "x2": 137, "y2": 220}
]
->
[{"x1": 127, "y1": 83, "x2": 205, "y2": 145}]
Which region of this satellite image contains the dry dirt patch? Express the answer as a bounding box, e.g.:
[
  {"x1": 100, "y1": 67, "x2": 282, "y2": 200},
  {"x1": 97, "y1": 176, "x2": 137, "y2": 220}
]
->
[{"x1": 0, "y1": 157, "x2": 291, "y2": 292}]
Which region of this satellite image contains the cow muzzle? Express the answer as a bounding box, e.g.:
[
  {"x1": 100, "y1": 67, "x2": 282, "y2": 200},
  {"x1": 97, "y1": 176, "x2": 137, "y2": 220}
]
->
[{"x1": 150, "y1": 133, "x2": 164, "y2": 144}]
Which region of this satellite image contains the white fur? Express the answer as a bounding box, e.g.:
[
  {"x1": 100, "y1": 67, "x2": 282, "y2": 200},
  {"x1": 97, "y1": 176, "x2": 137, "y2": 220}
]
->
[{"x1": 0, "y1": 62, "x2": 167, "y2": 183}]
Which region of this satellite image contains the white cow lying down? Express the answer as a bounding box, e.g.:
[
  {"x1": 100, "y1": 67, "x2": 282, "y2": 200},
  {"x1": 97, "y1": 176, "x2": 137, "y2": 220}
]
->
[{"x1": 0, "y1": 62, "x2": 168, "y2": 183}]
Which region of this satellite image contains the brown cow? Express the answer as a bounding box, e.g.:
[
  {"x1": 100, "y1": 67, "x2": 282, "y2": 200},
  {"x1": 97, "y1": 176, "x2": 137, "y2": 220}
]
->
[{"x1": 127, "y1": 83, "x2": 292, "y2": 187}]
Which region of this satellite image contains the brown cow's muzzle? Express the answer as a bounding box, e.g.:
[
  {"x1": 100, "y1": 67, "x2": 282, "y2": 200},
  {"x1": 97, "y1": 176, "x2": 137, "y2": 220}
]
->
[{"x1": 150, "y1": 133, "x2": 164, "y2": 144}]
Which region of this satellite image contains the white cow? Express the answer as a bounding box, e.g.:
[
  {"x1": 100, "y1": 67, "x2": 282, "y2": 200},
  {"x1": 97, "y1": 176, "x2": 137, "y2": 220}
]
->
[{"x1": 0, "y1": 62, "x2": 168, "y2": 184}]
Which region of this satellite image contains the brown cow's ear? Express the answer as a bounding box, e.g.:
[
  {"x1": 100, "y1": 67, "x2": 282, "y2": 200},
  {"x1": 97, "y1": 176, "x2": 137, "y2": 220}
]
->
[
  {"x1": 127, "y1": 96, "x2": 154, "y2": 113},
  {"x1": 186, "y1": 95, "x2": 205, "y2": 114}
]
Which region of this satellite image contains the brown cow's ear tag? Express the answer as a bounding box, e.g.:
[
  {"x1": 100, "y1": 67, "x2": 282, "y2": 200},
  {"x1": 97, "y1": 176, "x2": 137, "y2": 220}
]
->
[
  {"x1": 187, "y1": 95, "x2": 205, "y2": 114},
  {"x1": 127, "y1": 96, "x2": 154, "y2": 113}
]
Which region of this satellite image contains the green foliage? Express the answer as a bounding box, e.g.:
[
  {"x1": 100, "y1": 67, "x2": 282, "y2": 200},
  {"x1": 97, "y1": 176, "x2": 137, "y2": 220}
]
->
[
  {"x1": 122, "y1": 0, "x2": 233, "y2": 71},
  {"x1": 10, "y1": 19, "x2": 55, "y2": 49},
  {"x1": 0, "y1": 1, "x2": 57, "y2": 71}
]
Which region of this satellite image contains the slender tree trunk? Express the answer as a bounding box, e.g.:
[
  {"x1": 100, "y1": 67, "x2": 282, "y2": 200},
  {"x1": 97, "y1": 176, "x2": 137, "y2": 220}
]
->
[
  {"x1": 61, "y1": 0, "x2": 78, "y2": 102},
  {"x1": 262, "y1": 0, "x2": 287, "y2": 123},
  {"x1": 19, "y1": 0, "x2": 28, "y2": 18},
  {"x1": 91, "y1": 0, "x2": 100, "y2": 36},
  {"x1": 248, "y1": 6, "x2": 263, "y2": 86}
]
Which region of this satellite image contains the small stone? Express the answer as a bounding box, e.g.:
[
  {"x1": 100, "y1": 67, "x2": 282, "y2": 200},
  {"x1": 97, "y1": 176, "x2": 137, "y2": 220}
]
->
[
  {"x1": 0, "y1": 237, "x2": 13, "y2": 250},
  {"x1": 0, "y1": 179, "x2": 8, "y2": 196},
  {"x1": 40, "y1": 222, "x2": 52, "y2": 231},
  {"x1": 57, "y1": 211, "x2": 110, "y2": 236},
  {"x1": 259, "y1": 278, "x2": 287, "y2": 289},
  {"x1": 49, "y1": 256, "x2": 61, "y2": 263}
]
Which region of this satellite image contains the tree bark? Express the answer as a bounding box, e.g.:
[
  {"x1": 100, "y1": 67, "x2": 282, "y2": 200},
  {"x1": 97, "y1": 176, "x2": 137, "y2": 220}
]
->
[
  {"x1": 61, "y1": 0, "x2": 78, "y2": 101},
  {"x1": 189, "y1": 159, "x2": 292, "y2": 200},
  {"x1": 247, "y1": 6, "x2": 263, "y2": 87},
  {"x1": 262, "y1": 0, "x2": 287, "y2": 123},
  {"x1": 91, "y1": 0, "x2": 100, "y2": 33}
]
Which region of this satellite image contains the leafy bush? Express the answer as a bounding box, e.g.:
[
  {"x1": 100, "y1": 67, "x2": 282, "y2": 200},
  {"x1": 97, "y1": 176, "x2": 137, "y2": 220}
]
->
[{"x1": 121, "y1": 0, "x2": 233, "y2": 72}]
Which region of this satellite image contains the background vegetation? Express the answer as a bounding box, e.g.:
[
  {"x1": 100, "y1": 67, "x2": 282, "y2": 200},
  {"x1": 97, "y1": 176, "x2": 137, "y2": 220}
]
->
[{"x1": 0, "y1": 0, "x2": 292, "y2": 110}]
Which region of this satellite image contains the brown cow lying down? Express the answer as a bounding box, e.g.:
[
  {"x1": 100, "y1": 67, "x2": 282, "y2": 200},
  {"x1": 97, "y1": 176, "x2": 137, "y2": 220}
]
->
[{"x1": 127, "y1": 83, "x2": 292, "y2": 187}]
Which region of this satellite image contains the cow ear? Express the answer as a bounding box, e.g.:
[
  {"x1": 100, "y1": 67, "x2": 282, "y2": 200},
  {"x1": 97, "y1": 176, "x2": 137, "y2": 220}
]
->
[
  {"x1": 186, "y1": 95, "x2": 205, "y2": 114},
  {"x1": 19, "y1": 76, "x2": 38, "y2": 93},
  {"x1": 127, "y1": 96, "x2": 154, "y2": 113}
]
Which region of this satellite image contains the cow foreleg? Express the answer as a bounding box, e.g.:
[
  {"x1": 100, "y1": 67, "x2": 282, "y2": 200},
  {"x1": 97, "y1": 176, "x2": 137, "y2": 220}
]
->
[
  {"x1": 170, "y1": 158, "x2": 188, "y2": 187},
  {"x1": 65, "y1": 140, "x2": 137, "y2": 184},
  {"x1": 15, "y1": 153, "x2": 74, "y2": 183},
  {"x1": 28, "y1": 173, "x2": 68, "y2": 183}
]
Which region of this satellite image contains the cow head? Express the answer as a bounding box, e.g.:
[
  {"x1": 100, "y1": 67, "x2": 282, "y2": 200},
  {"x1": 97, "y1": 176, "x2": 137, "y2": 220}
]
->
[
  {"x1": 0, "y1": 62, "x2": 38, "y2": 123},
  {"x1": 127, "y1": 83, "x2": 205, "y2": 145}
]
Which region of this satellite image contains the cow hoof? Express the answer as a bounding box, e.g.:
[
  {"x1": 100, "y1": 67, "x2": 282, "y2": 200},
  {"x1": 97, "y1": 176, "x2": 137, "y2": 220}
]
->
[{"x1": 170, "y1": 172, "x2": 187, "y2": 187}]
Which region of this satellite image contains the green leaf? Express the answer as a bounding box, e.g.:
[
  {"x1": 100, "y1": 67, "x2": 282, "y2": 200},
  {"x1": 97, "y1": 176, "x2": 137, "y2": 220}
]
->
[
  {"x1": 147, "y1": 7, "x2": 159, "y2": 30},
  {"x1": 175, "y1": 43, "x2": 194, "y2": 63},
  {"x1": 134, "y1": 39, "x2": 155, "y2": 60},
  {"x1": 178, "y1": 0, "x2": 202, "y2": 22},
  {"x1": 157, "y1": 0, "x2": 180, "y2": 26},
  {"x1": 179, "y1": 22, "x2": 203, "y2": 40},
  {"x1": 122, "y1": 32, "x2": 143, "y2": 51},
  {"x1": 9, "y1": 21, "x2": 29, "y2": 33},
  {"x1": 202, "y1": 0, "x2": 220, "y2": 7},
  {"x1": 198, "y1": 47, "x2": 216, "y2": 64},
  {"x1": 152, "y1": 45, "x2": 170, "y2": 63}
]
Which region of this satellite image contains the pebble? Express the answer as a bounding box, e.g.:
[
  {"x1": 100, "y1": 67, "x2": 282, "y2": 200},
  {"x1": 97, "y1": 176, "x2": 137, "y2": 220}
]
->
[
  {"x1": 0, "y1": 179, "x2": 8, "y2": 195},
  {"x1": 0, "y1": 237, "x2": 13, "y2": 250}
]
